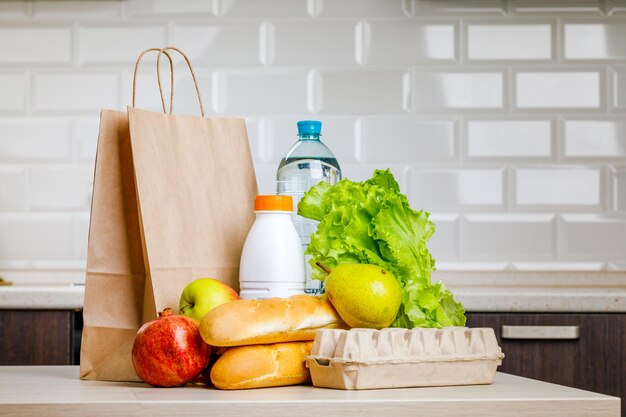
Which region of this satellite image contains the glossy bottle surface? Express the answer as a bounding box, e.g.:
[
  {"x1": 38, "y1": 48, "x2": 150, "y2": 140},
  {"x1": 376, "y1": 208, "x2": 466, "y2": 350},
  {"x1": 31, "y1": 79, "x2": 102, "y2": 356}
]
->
[
  {"x1": 239, "y1": 211, "x2": 306, "y2": 299},
  {"x1": 276, "y1": 121, "x2": 341, "y2": 294}
]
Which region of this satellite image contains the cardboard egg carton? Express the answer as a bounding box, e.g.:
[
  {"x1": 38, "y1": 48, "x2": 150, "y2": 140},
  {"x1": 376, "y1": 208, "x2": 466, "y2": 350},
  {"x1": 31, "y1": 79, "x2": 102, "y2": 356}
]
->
[{"x1": 305, "y1": 327, "x2": 504, "y2": 390}]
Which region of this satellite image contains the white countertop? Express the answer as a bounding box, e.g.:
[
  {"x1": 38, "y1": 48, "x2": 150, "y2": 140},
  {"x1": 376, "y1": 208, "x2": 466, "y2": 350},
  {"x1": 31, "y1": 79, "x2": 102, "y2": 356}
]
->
[
  {"x1": 1, "y1": 271, "x2": 625, "y2": 312},
  {"x1": 454, "y1": 286, "x2": 626, "y2": 313},
  {"x1": 0, "y1": 284, "x2": 84, "y2": 310},
  {"x1": 445, "y1": 270, "x2": 626, "y2": 313},
  {"x1": 0, "y1": 366, "x2": 619, "y2": 417}
]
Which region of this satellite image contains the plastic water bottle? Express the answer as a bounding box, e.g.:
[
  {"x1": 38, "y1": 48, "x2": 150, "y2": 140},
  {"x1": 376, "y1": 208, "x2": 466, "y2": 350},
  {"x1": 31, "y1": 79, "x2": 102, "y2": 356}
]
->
[{"x1": 276, "y1": 120, "x2": 341, "y2": 295}]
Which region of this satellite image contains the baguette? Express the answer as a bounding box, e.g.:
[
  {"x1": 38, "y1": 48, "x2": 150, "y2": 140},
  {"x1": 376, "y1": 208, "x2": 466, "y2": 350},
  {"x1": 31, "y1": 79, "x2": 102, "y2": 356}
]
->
[
  {"x1": 200, "y1": 295, "x2": 347, "y2": 347},
  {"x1": 210, "y1": 341, "x2": 313, "y2": 390}
]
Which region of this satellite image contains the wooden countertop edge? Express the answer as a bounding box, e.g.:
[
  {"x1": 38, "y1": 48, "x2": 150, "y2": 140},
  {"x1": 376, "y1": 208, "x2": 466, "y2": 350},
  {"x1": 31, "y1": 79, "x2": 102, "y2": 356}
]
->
[{"x1": 1, "y1": 397, "x2": 620, "y2": 417}]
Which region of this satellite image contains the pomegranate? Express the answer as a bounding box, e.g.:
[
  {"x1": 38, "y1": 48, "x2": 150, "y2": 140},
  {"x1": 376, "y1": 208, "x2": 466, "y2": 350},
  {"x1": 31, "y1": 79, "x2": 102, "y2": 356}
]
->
[{"x1": 132, "y1": 308, "x2": 211, "y2": 387}]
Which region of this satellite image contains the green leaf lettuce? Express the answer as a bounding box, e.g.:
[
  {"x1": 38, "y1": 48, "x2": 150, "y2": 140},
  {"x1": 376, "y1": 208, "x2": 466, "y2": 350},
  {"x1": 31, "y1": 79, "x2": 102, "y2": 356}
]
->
[{"x1": 298, "y1": 169, "x2": 466, "y2": 328}]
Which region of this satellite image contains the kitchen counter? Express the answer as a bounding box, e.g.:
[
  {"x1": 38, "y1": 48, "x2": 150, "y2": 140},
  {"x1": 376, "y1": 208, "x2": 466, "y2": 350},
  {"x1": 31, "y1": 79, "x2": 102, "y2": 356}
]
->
[
  {"x1": 1, "y1": 272, "x2": 625, "y2": 312},
  {"x1": 0, "y1": 284, "x2": 84, "y2": 310},
  {"x1": 445, "y1": 271, "x2": 626, "y2": 313},
  {"x1": 0, "y1": 366, "x2": 619, "y2": 417}
]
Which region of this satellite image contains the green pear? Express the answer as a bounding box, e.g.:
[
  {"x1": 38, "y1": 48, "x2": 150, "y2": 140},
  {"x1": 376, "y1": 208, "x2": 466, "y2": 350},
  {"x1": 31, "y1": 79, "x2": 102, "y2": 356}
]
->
[{"x1": 323, "y1": 263, "x2": 402, "y2": 329}]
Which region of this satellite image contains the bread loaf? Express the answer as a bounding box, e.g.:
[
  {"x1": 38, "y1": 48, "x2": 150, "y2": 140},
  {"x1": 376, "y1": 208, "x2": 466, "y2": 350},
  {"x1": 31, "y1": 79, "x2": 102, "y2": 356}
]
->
[
  {"x1": 200, "y1": 295, "x2": 346, "y2": 347},
  {"x1": 210, "y1": 341, "x2": 313, "y2": 390}
]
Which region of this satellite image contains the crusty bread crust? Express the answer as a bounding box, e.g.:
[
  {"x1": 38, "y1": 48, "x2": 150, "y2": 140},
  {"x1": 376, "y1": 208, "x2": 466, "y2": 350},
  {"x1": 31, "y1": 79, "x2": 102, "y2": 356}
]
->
[
  {"x1": 210, "y1": 341, "x2": 313, "y2": 390},
  {"x1": 200, "y1": 295, "x2": 347, "y2": 347}
]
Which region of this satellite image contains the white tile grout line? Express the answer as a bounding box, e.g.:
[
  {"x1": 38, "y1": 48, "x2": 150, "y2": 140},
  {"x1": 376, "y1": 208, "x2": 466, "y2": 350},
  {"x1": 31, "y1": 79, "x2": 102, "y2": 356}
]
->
[
  {"x1": 555, "y1": 115, "x2": 563, "y2": 164},
  {"x1": 555, "y1": 16, "x2": 562, "y2": 65},
  {"x1": 26, "y1": 69, "x2": 34, "y2": 117}
]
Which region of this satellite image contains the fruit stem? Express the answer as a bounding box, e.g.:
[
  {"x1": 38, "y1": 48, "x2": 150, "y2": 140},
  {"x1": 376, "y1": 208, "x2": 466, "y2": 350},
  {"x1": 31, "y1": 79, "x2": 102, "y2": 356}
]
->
[
  {"x1": 158, "y1": 308, "x2": 173, "y2": 318},
  {"x1": 315, "y1": 262, "x2": 332, "y2": 275}
]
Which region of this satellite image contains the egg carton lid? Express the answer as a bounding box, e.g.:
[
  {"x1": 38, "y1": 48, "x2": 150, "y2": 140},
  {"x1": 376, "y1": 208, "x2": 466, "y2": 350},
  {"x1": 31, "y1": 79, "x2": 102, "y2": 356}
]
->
[
  {"x1": 306, "y1": 327, "x2": 505, "y2": 390},
  {"x1": 308, "y1": 327, "x2": 504, "y2": 365}
]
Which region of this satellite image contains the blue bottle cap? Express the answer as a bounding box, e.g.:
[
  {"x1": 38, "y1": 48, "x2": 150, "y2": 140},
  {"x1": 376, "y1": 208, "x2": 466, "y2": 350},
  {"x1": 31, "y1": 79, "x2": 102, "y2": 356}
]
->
[{"x1": 297, "y1": 120, "x2": 322, "y2": 135}]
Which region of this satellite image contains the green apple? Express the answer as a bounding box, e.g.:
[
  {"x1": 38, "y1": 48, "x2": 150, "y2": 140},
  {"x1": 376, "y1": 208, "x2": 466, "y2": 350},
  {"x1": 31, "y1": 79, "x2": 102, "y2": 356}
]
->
[{"x1": 179, "y1": 278, "x2": 239, "y2": 322}]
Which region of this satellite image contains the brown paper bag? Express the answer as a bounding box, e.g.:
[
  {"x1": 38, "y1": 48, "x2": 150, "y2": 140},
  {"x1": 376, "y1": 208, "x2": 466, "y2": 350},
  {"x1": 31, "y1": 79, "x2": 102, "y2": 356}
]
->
[{"x1": 80, "y1": 47, "x2": 257, "y2": 382}]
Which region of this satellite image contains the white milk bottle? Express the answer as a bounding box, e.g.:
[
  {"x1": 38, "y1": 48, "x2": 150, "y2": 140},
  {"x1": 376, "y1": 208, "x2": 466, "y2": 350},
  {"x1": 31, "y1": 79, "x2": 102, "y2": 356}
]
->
[{"x1": 239, "y1": 195, "x2": 305, "y2": 299}]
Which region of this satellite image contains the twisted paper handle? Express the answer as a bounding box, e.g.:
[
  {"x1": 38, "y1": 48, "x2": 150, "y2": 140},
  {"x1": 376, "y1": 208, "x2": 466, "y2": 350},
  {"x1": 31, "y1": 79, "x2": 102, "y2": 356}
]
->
[
  {"x1": 156, "y1": 46, "x2": 205, "y2": 117},
  {"x1": 132, "y1": 47, "x2": 175, "y2": 114}
]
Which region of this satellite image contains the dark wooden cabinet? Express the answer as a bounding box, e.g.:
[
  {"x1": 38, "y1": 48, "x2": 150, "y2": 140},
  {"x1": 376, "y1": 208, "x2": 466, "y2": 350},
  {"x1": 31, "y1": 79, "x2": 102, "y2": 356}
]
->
[
  {"x1": 0, "y1": 310, "x2": 81, "y2": 366},
  {"x1": 467, "y1": 313, "x2": 626, "y2": 417}
]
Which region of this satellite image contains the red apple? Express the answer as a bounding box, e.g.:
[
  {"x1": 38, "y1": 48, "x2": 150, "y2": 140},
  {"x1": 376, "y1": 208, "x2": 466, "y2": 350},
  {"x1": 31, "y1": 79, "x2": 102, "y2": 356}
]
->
[{"x1": 132, "y1": 308, "x2": 211, "y2": 387}]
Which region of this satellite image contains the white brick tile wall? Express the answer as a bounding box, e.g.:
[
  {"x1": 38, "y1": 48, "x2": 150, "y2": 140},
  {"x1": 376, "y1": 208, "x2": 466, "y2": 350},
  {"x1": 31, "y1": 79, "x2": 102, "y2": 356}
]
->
[
  {"x1": 461, "y1": 214, "x2": 556, "y2": 261},
  {"x1": 72, "y1": 118, "x2": 100, "y2": 162},
  {"x1": 614, "y1": 167, "x2": 626, "y2": 211},
  {"x1": 244, "y1": 117, "x2": 263, "y2": 162},
  {"x1": 171, "y1": 23, "x2": 262, "y2": 66},
  {"x1": 0, "y1": 72, "x2": 27, "y2": 113},
  {"x1": 254, "y1": 163, "x2": 277, "y2": 195},
  {"x1": 358, "y1": 117, "x2": 456, "y2": 163},
  {"x1": 34, "y1": 72, "x2": 119, "y2": 113},
  {"x1": 365, "y1": 21, "x2": 456, "y2": 65},
  {"x1": 28, "y1": 166, "x2": 93, "y2": 211},
  {"x1": 314, "y1": 0, "x2": 410, "y2": 18},
  {"x1": 0, "y1": 167, "x2": 27, "y2": 211},
  {"x1": 262, "y1": 116, "x2": 356, "y2": 164},
  {"x1": 467, "y1": 23, "x2": 553, "y2": 60},
  {"x1": 512, "y1": 262, "x2": 606, "y2": 271},
  {"x1": 339, "y1": 164, "x2": 408, "y2": 188},
  {"x1": 217, "y1": 0, "x2": 310, "y2": 18},
  {"x1": 408, "y1": 168, "x2": 504, "y2": 211},
  {"x1": 427, "y1": 214, "x2": 460, "y2": 261},
  {"x1": 0, "y1": 2, "x2": 27, "y2": 19},
  {"x1": 509, "y1": 0, "x2": 603, "y2": 14},
  {"x1": 434, "y1": 262, "x2": 509, "y2": 271},
  {"x1": 125, "y1": 0, "x2": 214, "y2": 16},
  {"x1": 73, "y1": 213, "x2": 90, "y2": 261},
  {"x1": 564, "y1": 20, "x2": 626, "y2": 60},
  {"x1": 270, "y1": 21, "x2": 357, "y2": 66},
  {"x1": 312, "y1": 70, "x2": 410, "y2": 114},
  {"x1": 466, "y1": 119, "x2": 552, "y2": 158},
  {"x1": 0, "y1": 0, "x2": 625, "y2": 279},
  {"x1": 558, "y1": 215, "x2": 626, "y2": 261},
  {"x1": 0, "y1": 214, "x2": 75, "y2": 261},
  {"x1": 515, "y1": 71, "x2": 602, "y2": 109},
  {"x1": 563, "y1": 119, "x2": 626, "y2": 158},
  {"x1": 0, "y1": 27, "x2": 72, "y2": 64},
  {"x1": 613, "y1": 67, "x2": 626, "y2": 109},
  {"x1": 414, "y1": 1, "x2": 506, "y2": 15},
  {"x1": 608, "y1": 0, "x2": 626, "y2": 14},
  {"x1": 78, "y1": 25, "x2": 167, "y2": 64},
  {"x1": 318, "y1": 117, "x2": 357, "y2": 164},
  {"x1": 0, "y1": 118, "x2": 72, "y2": 162},
  {"x1": 32, "y1": 1, "x2": 122, "y2": 19},
  {"x1": 158, "y1": 69, "x2": 213, "y2": 116},
  {"x1": 120, "y1": 68, "x2": 186, "y2": 114},
  {"x1": 515, "y1": 168, "x2": 603, "y2": 207},
  {"x1": 316, "y1": 70, "x2": 410, "y2": 114},
  {"x1": 215, "y1": 69, "x2": 309, "y2": 115},
  {"x1": 413, "y1": 71, "x2": 504, "y2": 111}
]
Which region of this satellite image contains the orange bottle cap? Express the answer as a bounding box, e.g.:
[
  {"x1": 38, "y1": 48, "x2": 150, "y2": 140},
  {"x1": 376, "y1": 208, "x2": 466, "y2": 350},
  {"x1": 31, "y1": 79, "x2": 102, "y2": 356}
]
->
[{"x1": 254, "y1": 195, "x2": 293, "y2": 212}]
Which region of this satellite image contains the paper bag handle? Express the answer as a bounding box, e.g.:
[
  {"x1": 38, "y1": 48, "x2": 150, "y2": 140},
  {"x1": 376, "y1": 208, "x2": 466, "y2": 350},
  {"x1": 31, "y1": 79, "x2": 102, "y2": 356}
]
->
[
  {"x1": 156, "y1": 46, "x2": 206, "y2": 117},
  {"x1": 132, "y1": 47, "x2": 175, "y2": 114}
]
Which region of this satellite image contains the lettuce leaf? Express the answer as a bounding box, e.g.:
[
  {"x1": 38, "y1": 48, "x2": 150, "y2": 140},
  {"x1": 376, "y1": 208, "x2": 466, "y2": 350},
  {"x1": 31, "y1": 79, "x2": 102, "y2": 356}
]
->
[{"x1": 298, "y1": 169, "x2": 466, "y2": 328}]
